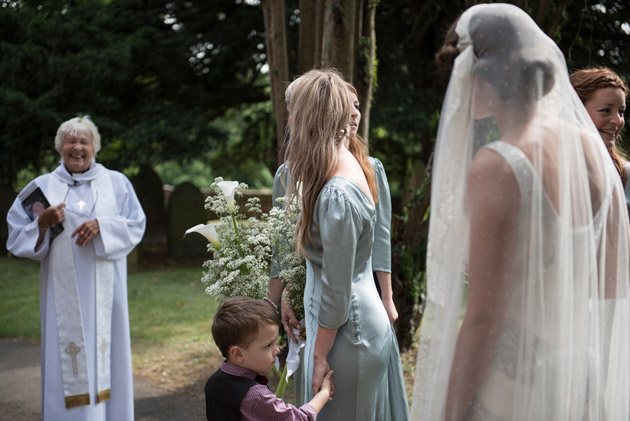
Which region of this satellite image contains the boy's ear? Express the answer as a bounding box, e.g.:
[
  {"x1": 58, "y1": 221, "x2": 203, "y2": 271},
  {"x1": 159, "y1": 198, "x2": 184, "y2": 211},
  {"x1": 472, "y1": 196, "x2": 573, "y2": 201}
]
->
[{"x1": 229, "y1": 345, "x2": 244, "y2": 362}]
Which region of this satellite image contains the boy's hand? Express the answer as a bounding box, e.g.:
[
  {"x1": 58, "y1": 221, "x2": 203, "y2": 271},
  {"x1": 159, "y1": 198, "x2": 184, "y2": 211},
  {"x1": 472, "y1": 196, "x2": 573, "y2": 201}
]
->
[{"x1": 320, "y1": 370, "x2": 334, "y2": 401}]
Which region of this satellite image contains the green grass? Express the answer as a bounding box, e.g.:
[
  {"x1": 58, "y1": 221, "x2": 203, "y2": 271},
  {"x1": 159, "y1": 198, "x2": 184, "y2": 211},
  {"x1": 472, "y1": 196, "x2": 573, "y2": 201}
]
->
[
  {"x1": 127, "y1": 263, "x2": 218, "y2": 346},
  {"x1": 0, "y1": 255, "x2": 223, "y2": 397},
  {"x1": 0, "y1": 255, "x2": 418, "y2": 403},
  {"x1": 0, "y1": 256, "x2": 217, "y2": 343},
  {"x1": 0, "y1": 256, "x2": 41, "y2": 339}
]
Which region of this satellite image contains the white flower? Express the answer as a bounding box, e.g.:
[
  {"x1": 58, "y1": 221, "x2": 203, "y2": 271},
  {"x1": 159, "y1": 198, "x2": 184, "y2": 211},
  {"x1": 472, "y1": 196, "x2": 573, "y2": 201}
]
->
[
  {"x1": 217, "y1": 181, "x2": 239, "y2": 211},
  {"x1": 185, "y1": 223, "x2": 220, "y2": 248}
]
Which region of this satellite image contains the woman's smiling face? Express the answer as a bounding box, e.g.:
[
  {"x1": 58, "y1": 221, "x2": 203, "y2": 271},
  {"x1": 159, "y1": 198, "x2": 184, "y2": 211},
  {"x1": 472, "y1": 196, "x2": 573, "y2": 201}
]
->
[
  {"x1": 584, "y1": 87, "x2": 626, "y2": 149},
  {"x1": 61, "y1": 131, "x2": 95, "y2": 173}
]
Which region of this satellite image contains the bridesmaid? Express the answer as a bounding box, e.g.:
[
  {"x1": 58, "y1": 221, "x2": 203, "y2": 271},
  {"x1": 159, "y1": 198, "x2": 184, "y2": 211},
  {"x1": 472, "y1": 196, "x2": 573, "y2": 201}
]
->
[
  {"x1": 281, "y1": 69, "x2": 409, "y2": 420},
  {"x1": 268, "y1": 80, "x2": 398, "y2": 341},
  {"x1": 570, "y1": 67, "x2": 629, "y2": 206}
]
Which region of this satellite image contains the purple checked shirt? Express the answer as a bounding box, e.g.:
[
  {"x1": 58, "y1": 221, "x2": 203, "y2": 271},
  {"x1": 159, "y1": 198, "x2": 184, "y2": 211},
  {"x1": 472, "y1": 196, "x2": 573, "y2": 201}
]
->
[{"x1": 220, "y1": 361, "x2": 317, "y2": 421}]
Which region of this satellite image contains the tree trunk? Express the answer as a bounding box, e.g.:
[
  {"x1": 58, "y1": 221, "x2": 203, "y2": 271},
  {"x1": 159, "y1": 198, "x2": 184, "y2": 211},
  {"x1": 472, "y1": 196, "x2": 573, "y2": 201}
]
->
[
  {"x1": 354, "y1": 0, "x2": 377, "y2": 142},
  {"x1": 535, "y1": 0, "x2": 552, "y2": 28},
  {"x1": 298, "y1": 0, "x2": 316, "y2": 73},
  {"x1": 391, "y1": 152, "x2": 433, "y2": 350},
  {"x1": 314, "y1": 0, "x2": 326, "y2": 69},
  {"x1": 261, "y1": 0, "x2": 290, "y2": 169},
  {"x1": 322, "y1": 0, "x2": 358, "y2": 78},
  {"x1": 546, "y1": 0, "x2": 569, "y2": 38}
]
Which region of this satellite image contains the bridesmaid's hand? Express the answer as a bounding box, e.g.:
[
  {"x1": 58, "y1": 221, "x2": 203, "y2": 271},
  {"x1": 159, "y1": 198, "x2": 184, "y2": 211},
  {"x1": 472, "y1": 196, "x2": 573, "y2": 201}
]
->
[
  {"x1": 382, "y1": 297, "x2": 399, "y2": 323},
  {"x1": 312, "y1": 357, "x2": 334, "y2": 396},
  {"x1": 281, "y1": 288, "x2": 301, "y2": 344},
  {"x1": 320, "y1": 370, "x2": 334, "y2": 401}
]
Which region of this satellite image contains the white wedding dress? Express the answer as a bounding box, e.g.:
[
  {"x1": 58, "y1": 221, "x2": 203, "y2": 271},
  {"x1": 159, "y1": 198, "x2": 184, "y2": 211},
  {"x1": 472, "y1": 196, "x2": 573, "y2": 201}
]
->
[
  {"x1": 467, "y1": 141, "x2": 609, "y2": 420},
  {"x1": 412, "y1": 4, "x2": 630, "y2": 420}
]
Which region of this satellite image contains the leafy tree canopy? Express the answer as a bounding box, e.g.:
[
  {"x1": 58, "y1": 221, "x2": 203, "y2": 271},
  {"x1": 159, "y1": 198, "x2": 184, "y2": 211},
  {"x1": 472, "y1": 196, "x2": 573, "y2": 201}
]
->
[{"x1": 0, "y1": 0, "x2": 270, "y2": 187}]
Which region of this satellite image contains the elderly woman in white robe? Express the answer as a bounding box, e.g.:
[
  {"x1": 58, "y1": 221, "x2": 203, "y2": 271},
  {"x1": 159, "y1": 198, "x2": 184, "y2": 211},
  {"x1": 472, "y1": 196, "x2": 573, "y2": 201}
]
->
[{"x1": 6, "y1": 115, "x2": 146, "y2": 421}]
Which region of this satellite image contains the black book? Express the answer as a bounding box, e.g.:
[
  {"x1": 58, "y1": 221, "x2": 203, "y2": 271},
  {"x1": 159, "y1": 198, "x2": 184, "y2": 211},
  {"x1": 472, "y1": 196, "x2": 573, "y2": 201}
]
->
[{"x1": 21, "y1": 186, "x2": 64, "y2": 241}]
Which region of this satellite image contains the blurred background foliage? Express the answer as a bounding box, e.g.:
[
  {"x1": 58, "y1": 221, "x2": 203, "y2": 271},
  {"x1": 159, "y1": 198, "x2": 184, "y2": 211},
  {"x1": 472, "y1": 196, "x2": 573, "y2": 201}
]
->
[{"x1": 2, "y1": 0, "x2": 629, "y2": 190}]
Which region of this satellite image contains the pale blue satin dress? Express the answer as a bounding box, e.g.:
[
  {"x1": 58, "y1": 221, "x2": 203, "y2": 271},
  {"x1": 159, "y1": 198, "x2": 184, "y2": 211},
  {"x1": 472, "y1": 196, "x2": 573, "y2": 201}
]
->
[
  {"x1": 271, "y1": 157, "x2": 392, "y2": 277},
  {"x1": 271, "y1": 159, "x2": 409, "y2": 420}
]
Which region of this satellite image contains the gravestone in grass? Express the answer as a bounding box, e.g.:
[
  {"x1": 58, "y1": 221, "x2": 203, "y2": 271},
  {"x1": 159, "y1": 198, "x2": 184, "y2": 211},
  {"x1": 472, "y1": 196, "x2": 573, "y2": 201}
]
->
[
  {"x1": 132, "y1": 165, "x2": 168, "y2": 261},
  {"x1": 167, "y1": 181, "x2": 207, "y2": 257}
]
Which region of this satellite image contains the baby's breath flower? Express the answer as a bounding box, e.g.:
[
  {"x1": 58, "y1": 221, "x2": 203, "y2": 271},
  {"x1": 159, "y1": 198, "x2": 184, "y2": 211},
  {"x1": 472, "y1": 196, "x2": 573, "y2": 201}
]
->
[{"x1": 192, "y1": 178, "x2": 306, "y2": 321}]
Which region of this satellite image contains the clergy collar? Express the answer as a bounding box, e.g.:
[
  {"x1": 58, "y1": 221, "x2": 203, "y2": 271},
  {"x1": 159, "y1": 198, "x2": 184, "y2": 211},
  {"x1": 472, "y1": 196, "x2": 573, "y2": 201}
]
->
[{"x1": 54, "y1": 160, "x2": 106, "y2": 186}]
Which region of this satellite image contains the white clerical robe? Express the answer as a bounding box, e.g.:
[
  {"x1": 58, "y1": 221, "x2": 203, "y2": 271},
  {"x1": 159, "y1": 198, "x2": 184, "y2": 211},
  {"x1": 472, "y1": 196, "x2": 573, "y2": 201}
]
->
[{"x1": 6, "y1": 162, "x2": 146, "y2": 421}]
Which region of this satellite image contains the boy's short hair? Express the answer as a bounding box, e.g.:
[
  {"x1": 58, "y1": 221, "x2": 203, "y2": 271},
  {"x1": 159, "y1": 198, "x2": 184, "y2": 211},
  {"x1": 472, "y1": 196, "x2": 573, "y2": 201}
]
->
[{"x1": 212, "y1": 296, "x2": 280, "y2": 359}]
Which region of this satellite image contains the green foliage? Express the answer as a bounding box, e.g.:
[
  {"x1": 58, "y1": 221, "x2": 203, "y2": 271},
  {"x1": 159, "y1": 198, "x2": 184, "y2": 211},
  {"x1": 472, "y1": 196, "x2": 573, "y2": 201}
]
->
[
  {"x1": 560, "y1": 1, "x2": 630, "y2": 72},
  {"x1": 371, "y1": 1, "x2": 449, "y2": 194},
  {"x1": 205, "y1": 103, "x2": 276, "y2": 188},
  {"x1": 0, "y1": 0, "x2": 269, "y2": 186}
]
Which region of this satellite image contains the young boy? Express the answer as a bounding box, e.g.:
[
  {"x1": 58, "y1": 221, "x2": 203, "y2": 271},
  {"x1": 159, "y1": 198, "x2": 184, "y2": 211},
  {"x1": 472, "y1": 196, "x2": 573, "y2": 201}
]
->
[{"x1": 205, "y1": 296, "x2": 333, "y2": 420}]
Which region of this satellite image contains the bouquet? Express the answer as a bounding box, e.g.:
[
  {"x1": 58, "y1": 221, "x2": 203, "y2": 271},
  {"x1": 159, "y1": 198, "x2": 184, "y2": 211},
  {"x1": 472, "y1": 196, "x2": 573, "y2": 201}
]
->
[
  {"x1": 186, "y1": 177, "x2": 306, "y2": 398},
  {"x1": 187, "y1": 178, "x2": 275, "y2": 300},
  {"x1": 268, "y1": 195, "x2": 306, "y2": 324}
]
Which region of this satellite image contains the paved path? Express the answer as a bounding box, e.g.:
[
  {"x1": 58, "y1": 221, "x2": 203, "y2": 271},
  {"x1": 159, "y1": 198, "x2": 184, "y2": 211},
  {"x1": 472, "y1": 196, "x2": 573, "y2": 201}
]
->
[{"x1": 0, "y1": 338, "x2": 206, "y2": 420}]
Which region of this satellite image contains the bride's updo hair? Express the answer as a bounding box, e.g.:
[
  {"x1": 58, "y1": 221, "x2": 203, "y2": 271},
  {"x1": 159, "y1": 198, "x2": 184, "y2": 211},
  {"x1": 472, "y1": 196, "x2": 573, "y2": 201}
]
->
[
  {"x1": 471, "y1": 12, "x2": 555, "y2": 106},
  {"x1": 436, "y1": 9, "x2": 556, "y2": 107},
  {"x1": 435, "y1": 18, "x2": 460, "y2": 72}
]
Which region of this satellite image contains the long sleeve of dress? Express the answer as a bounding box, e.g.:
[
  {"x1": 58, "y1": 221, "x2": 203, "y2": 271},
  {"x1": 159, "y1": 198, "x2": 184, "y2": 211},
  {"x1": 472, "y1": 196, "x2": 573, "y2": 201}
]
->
[
  {"x1": 370, "y1": 157, "x2": 392, "y2": 273},
  {"x1": 93, "y1": 173, "x2": 146, "y2": 260},
  {"x1": 317, "y1": 186, "x2": 362, "y2": 329},
  {"x1": 6, "y1": 178, "x2": 52, "y2": 261}
]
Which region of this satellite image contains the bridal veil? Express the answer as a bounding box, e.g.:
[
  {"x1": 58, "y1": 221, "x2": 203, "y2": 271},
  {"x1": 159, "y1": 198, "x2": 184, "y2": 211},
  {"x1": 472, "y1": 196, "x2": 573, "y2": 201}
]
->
[{"x1": 411, "y1": 4, "x2": 630, "y2": 420}]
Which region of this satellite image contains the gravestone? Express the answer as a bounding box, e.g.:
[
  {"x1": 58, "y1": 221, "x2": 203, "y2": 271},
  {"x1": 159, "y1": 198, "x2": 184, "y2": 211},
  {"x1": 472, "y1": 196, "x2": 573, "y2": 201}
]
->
[
  {"x1": 167, "y1": 181, "x2": 207, "y2": 257},
  {"x1": 131, "y1": 166, "x2": 168, "y2": 262}
]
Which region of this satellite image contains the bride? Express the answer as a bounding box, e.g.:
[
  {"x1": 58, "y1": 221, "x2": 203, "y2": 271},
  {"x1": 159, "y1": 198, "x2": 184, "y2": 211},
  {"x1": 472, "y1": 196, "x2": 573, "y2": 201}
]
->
[{"x1": 411, "y1": 4, "x2": 630, "y2": 420}]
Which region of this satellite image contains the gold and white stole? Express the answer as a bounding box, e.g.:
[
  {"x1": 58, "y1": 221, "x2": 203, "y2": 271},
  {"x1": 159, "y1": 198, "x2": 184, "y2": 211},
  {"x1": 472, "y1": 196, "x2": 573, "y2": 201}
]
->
[{"x1": 47, "y1": 170, "x2": 116, "y2": 408}]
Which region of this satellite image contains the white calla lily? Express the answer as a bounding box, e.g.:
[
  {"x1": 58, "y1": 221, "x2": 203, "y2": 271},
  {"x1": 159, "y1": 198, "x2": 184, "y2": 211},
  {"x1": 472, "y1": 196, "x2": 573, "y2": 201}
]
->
[
  {"x1": 185, "y1": 223, "x2": 220, "y2": 248},
  {"x1": 217, "y1": 180, "x2": 239, "y2": 211}
]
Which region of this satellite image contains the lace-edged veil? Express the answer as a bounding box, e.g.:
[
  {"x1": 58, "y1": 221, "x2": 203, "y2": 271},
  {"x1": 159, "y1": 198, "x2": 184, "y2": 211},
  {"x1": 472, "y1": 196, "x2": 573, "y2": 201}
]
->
[{"x1": 411, "y1": 4, "x2": 630, "y2": 420}]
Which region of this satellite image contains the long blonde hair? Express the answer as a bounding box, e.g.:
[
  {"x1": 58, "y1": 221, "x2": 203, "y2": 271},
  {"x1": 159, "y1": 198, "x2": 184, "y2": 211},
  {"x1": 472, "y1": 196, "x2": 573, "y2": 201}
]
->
[{"x1": 284, "y1": 69, "x2": 376, "y2": 256}]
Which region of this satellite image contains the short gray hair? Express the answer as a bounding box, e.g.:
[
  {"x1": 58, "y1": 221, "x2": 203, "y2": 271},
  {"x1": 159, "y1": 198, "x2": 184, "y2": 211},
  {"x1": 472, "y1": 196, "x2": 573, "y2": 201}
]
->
[{"x1": 54, "y1": 115, "x2": 101, "y2": 154}]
